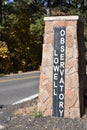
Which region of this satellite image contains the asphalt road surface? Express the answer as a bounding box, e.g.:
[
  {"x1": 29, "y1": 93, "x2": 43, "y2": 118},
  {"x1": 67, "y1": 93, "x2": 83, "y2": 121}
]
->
[{"x1": 0, "y1": 71, "x2": 40, "y2": 106}]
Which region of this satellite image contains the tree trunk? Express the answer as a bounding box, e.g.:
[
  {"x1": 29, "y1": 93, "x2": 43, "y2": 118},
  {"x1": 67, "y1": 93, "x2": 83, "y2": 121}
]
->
[
  {"x1": 47, "y1": 0, "x2": 51, "y2": 16},
  {"x1": 0, "y1": 0, "x2": 2, "y2": 41}
]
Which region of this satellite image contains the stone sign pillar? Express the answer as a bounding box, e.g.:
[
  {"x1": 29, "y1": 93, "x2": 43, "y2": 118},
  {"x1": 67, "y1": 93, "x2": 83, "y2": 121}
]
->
[{"x1": 38, "y1": 16, "x2": 85, "y2": 118}]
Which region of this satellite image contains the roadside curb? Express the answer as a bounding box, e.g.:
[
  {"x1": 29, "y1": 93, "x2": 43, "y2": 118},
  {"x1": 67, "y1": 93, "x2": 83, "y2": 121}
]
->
[
  {"x1": 12, "y1": 94, "x2": 39, "y2": 105},
  {"x1": 4, "y1": 71, "x2": 40, "y2": 77}
]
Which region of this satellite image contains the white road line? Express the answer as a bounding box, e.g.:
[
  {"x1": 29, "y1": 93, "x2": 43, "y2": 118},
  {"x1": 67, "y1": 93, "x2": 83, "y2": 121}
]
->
[
  {"x1": 12, "y1": 93, "x2": 39, "y2": 105},
  {"x1": 0, "y1": 124, "x2": 5, "y2": 129}
]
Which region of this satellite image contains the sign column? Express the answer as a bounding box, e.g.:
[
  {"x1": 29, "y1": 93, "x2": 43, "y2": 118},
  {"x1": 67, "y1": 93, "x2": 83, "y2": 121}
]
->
[{"x1": 53, "y1": 27, "x2": 66, "y2": 117}]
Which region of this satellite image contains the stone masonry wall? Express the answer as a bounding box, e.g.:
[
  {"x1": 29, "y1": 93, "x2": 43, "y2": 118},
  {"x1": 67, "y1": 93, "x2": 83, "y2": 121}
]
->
[{"x1": 38, "y1": 16, "x2": 85, "y2": 118}]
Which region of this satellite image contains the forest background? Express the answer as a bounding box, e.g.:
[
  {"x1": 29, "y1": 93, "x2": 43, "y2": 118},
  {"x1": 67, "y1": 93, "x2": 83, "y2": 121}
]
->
[{"x1": 0, "y1": 0, "x2": 87, "y2": 74}]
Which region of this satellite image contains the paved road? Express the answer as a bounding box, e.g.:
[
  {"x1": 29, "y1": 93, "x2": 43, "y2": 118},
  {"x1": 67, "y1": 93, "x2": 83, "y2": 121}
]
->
[{"x1": 0, "y1": 71, "x2": 40, "y2": 106}]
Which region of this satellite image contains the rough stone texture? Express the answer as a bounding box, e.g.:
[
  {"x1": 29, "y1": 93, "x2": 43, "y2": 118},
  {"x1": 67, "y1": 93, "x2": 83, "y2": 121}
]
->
[{"x1": 38, "y1": 16, "x2": 86, "y2": 118}]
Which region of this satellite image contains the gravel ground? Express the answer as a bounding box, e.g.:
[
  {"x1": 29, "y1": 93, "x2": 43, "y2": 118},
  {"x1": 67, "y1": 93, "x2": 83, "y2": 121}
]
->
[{"x1": 0, "y1": 98, "x2": 87, "y2": 130}]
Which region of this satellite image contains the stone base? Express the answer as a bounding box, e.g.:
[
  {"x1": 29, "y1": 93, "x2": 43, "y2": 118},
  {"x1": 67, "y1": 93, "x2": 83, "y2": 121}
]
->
[{"x1": 38, "y1": 16, "x2": 85, "y2": 118}]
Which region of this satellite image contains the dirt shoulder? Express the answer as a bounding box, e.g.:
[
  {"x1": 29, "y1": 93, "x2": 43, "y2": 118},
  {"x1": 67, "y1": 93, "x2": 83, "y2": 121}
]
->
[{"x1": 0, "y1": 98, "x2": 87, "y2": 130}]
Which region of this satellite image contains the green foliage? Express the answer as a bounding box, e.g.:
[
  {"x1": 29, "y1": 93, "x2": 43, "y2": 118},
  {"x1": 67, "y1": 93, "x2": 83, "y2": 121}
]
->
[
  {"x1": 0, "y1": 0, "x2": 45, "y2": 74},
  {"x1": 31, "y1": 105, "x2": 43, "y2": 117}
]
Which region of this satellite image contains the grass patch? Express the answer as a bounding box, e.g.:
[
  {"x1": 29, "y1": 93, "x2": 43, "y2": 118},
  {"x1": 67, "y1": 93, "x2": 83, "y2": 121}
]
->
[{"x1": 13, "y1": 99, "x2": 43, "y2": 118}]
